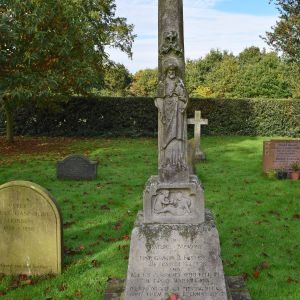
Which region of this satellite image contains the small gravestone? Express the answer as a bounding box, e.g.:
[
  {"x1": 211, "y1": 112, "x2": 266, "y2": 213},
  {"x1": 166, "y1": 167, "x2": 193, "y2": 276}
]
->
[
  {"x1": 57, "y1": 154, "x2": 98, "y2": 180},
  {"x1": 0, "y1": 181, "x2": 63, "y2": 275},
  {"x1": 187, "y1": 111, "x2": 208, "y2": 161},
  {"x1": 263, "y1": 140, "x2": 300, "y2": 173}
]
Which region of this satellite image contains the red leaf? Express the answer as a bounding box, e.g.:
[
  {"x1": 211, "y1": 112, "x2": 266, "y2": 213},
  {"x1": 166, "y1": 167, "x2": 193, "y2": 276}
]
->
[
  {"x1": 122, "y1": 235, "x2": 130, "y2": 240},
  {"x1": 253, "y1": 271, "x2": 260, "y2": 279}
]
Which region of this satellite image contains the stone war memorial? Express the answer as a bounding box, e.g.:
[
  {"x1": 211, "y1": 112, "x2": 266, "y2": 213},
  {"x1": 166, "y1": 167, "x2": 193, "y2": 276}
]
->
[
  {"x1": 124, "y1": 1, "x2": 228, "y2": 299},
  {"x1": 57, "y1": 154, "x2": 98, "y2": 180},
  {"x1": 263, "y1": 140, "x2": 300, "y2": 173},
  {"x1": 0, "y1": 181, "x2": 63, "y2": 275}
]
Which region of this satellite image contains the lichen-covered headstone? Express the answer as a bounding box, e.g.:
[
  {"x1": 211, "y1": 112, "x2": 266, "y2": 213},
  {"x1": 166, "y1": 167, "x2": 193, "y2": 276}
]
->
[{"x1": 0, "y1": 181, "x2": 63, "y2": 275}]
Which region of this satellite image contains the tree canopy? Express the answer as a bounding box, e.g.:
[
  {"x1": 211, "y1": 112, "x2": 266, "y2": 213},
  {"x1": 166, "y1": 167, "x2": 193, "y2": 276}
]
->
[
  {"x1": 263, "y1": 0, "x2": 300, "y2": 65},
  {"x1": 129, "y1": 47, "x2": 299, "y2": 99},
  {"x1": 0, "y1": 0, "x2": 135, "y2": 141}
]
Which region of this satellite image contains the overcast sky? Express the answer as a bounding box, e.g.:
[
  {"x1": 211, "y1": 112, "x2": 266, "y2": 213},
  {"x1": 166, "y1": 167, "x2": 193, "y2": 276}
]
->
[{"x1": 108, "y1": 0, "x2": 279, "y2": 73}]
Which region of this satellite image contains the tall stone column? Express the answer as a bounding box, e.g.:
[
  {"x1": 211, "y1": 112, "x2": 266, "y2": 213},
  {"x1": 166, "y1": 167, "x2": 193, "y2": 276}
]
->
[
  {"x1": 124, "y1": 2, "x2": 228, "y2": 299},
  {"x1": 156, "y1": 0, "x2": 188, "y2": 184}
]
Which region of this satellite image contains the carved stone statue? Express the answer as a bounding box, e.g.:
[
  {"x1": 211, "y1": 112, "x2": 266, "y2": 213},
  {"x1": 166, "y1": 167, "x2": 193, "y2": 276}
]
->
[{"x1": 155, "y1": 60, "x2": 189, "y2": 183}]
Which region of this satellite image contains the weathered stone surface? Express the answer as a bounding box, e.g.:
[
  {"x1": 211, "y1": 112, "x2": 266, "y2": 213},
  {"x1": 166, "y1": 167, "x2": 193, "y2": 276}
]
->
[
  {"x1": 104, "y1": 276, "x2": 252, "y2": 300},
  {"x1": 125, "y1": 210, "x2": 227, "y2": 300},
  {"x1": 263, "y1": 140, "x2": 300, "y2": 173},
  {"x1": 226, "y1": 276, "x2": 251, "y2": 300},
  {"x1": 187, "y1": 139, "x2": 196, "y2": 175},
  {"x1": 156, "y1": 0, "x2": 189, "y2": 184},
  {"x1": 103, "y1": 279, "x2": 125, "y2": 300},
  {"x1": 0, "y1": 181, "x2": 63, "y2": 275},
  {"x1": 143, "y1": 175, "x2": 205, "y2": 224},
  {"x1": 187, "y1": 111, "x2": 208, "y2": 161},
  {"x1": 57, "y1": 154, "x2": 98, "y2": 180}
]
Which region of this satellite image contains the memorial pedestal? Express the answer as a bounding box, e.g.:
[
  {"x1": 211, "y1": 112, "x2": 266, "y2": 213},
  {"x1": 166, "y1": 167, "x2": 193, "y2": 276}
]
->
[{"x1": 124, "y1": 210, "x2": 228, "y2": 300}]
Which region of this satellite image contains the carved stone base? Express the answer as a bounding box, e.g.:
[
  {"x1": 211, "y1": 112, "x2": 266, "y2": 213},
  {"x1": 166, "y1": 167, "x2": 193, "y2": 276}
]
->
[
  {"x1": 143, "y1": 175, "x2": 205, "y2": 224},
  {"x1": 124, "y1": 210, "x2": 228, "y2": 300}
]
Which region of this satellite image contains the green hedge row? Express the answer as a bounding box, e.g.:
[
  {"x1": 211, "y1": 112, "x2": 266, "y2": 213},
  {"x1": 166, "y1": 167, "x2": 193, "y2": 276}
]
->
[{"x1": 1, "y1": 97, "x2": 300, "y2": 137}]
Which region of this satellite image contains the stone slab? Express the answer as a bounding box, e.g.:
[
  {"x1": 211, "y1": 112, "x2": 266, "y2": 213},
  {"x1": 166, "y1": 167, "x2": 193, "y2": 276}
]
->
[
  {"x1": 103, "y1": 279, "x2": 125, "y2": 300},
  {"x1": 226, "y1": 276, "x2": 251, "y2": 300},
  {"x1": 124, "y1": 210, "x2": 227, "y2": 300},
  {"x1": 143, "y1": 175, "x2": 205, "y2": 224},
  {"x1": 104, "y1": 277, "x2": 251, "y2": 300},
  {"x1": 0, "y1": 181, "x2": 63, "y2": 275},
  {"x1": 263, "y1": 140, "x2": 300, "y2": 173},
  {"x1": 57, "y1": 154, "x2": 98, "y2": 180}
]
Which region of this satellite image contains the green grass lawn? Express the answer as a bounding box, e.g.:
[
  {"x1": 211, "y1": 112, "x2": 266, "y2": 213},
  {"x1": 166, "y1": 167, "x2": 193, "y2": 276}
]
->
[{"x1": 0, "y1": 136, "x2": 299, "y2": 300}]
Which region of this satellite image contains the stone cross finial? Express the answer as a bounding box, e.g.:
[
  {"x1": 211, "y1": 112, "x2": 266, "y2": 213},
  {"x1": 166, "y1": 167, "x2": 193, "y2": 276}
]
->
[{"x1": 187, "y1": 111, "x2": 208, "y2": 160}]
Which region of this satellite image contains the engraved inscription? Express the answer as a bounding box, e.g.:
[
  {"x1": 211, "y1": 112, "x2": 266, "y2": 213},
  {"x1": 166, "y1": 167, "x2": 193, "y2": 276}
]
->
[
  {"x1": 273, "y1": 142, "x2": 300, "y2": 169},
  {"x1": 125, "y1": 224, "x2": 227, "y2": 299},
  {"x1": 0, "y1": 200, "x2": 50, "y2": 232},
  {"x1": 263, "y1": 140, "x2": 300, "y2": 172}
]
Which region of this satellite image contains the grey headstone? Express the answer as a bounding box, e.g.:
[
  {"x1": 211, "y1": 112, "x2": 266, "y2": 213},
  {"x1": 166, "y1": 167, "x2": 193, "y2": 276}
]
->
[{"x1": 57, "y1": 154, "x2": 98, "y2": 180}]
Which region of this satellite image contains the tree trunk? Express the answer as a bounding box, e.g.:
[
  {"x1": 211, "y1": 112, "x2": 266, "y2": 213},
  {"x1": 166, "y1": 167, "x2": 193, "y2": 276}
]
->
[{"x1": 4, "y1": 102, "x2": 14, "y2": 143}]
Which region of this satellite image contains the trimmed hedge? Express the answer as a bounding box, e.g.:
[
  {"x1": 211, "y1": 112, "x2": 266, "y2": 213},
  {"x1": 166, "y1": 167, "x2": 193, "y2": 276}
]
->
[{"x1": 1, "y1": 97, "x2": 300, "y2": 137}]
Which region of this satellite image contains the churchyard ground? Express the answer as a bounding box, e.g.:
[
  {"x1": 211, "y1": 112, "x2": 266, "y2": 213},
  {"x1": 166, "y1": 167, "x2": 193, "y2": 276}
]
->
[{"x1": 0, "y1": 136, "x2": 299, "y2": 300}]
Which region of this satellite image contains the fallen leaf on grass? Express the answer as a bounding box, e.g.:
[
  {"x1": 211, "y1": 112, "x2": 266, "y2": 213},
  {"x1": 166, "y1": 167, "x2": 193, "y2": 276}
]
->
[
  {"x1": 91, "y1": 260, "x2": 101, "y2": 268},
  {"x1": 255, "y1": 261, "x2": 270, "y2": 271},
  {"x1": 242, "y1": 272, "x2": 249, "y2": 281},
  {"x1": 63, "y1": 221, "x2": 76, "y2": 229},
  {"x1": 261, "y1": 252, "x2": 269, "y2": 258},
  {"x1": 287, "y1": 277, "x2": 298, "y2": 283},
  {"x1": 253, "y1": 271, "x2": 260, "y2": 279},
  {"x1": 100, "y1": 205, "x2": 110, "y2": 211},
  {"x1": 75, "y1": 290, "x2": 82, "y2": 298},
  {"x1": 58, "y1": 283, "x2": 67, "y2": 291},
  {"x1": 113, "y1": 221, "x2": 122, "y2": 230},
  {"x1": 293, "y1": 214, "x2": 300, "y2": 219},
  {"x1": 64, "y1": 245, "x2": 85, "y2": 255}
]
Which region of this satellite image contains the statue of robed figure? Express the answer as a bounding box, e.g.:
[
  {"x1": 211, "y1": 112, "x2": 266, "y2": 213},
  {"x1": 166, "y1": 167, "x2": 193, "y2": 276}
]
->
[{"x1": 155, "y1": 60, "x2": 189, "y2": 183}]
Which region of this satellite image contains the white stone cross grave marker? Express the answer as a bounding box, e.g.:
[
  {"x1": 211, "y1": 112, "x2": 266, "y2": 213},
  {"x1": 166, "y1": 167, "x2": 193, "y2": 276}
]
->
[{"x1": 188, "y1": 110, "x2": 208, "y2": 160}]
